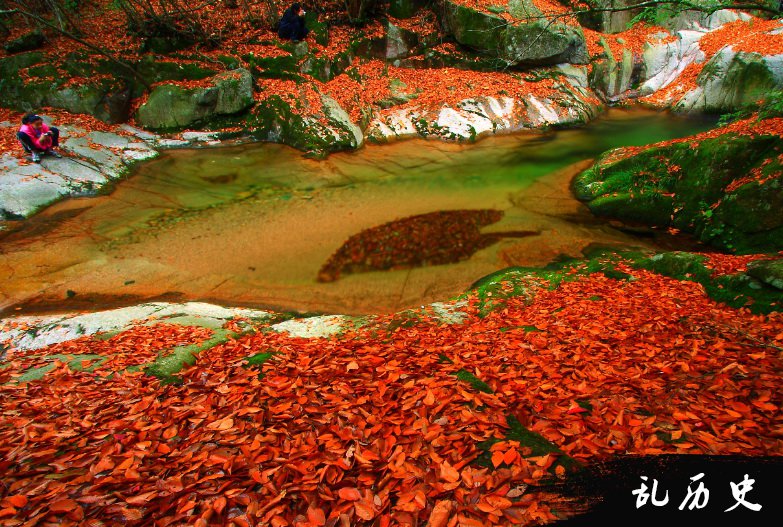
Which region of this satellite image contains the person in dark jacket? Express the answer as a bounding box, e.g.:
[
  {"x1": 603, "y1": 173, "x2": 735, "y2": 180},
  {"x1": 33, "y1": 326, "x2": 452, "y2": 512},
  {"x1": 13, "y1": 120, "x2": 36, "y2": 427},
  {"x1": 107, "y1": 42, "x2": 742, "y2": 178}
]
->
[
  {"x1": 17, "y1": 114, "x2": 62, "y2": 163},
  {"x1": 278, "y1": 3, "x2": 309, "y2": 42}
]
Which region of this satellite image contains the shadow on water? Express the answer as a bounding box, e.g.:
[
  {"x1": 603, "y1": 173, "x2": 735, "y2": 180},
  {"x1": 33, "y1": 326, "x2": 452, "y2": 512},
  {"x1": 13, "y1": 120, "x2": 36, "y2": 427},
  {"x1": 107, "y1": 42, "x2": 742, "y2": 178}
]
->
[{"x1": 0, "y1": 108, "x2": 718, "y2": 316}]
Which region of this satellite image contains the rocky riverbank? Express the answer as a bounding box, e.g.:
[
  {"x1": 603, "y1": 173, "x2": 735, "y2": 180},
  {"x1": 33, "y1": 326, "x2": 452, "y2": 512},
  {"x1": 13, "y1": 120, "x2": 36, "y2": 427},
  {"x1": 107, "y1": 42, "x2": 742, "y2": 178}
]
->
[{"x1": 3, "y1": 5, "x2": 783, "y2": 221}]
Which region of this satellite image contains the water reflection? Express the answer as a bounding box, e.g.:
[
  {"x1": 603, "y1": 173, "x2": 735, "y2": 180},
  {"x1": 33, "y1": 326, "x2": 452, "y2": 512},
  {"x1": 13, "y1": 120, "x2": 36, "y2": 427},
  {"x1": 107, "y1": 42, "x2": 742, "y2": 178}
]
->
[{"x1": 0, "y1": 109, "x2": 716, "y2": 316}]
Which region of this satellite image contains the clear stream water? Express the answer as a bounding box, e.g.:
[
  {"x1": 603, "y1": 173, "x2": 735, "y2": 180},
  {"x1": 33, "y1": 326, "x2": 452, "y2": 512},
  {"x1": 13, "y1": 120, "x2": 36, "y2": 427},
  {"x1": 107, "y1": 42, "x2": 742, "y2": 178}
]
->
[{"x1": 0, "y1": 109, "x2": 716, "y2": 316}]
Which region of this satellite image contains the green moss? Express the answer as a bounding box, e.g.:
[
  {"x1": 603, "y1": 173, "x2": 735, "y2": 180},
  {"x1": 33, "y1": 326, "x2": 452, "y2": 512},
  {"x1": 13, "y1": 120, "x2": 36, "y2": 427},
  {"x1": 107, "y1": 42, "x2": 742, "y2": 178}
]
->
[
  {"x1": 145, "y1": 328, "x2": 236, "y2": 381},
  {"x1": 454, "y1": 369, "x2": 494, "y2": 394},
  {"x1": 14, "y1": 354, "x2": 107, "y2": 383},
  {"x1": 477, "y1": 414, "x2": 582, "y2": 474},
  {"x1": 575, "y1": 129, "x2": 783, "y2": 254}
]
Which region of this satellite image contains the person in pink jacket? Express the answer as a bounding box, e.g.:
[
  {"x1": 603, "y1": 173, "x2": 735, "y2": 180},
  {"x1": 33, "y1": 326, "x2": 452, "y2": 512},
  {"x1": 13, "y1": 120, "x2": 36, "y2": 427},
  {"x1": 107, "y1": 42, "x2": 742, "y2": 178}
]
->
[{"x1": 17, "y1": 114, "x2": 62, "y2": 163}]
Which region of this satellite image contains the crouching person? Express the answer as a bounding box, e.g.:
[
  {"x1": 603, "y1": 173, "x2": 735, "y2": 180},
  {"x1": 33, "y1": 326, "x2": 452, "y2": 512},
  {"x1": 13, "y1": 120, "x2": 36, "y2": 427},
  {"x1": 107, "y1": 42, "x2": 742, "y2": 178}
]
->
[{"x1": 18, "y1": 114, "x2": 62, "y2": 163}]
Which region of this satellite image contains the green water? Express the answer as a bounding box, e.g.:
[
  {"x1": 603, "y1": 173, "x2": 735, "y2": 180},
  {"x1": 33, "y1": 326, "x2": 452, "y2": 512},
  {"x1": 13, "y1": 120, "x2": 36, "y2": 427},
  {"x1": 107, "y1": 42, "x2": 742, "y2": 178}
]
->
[{"x1": 0, "y1": 109, "x2": 716, "y2": 315}]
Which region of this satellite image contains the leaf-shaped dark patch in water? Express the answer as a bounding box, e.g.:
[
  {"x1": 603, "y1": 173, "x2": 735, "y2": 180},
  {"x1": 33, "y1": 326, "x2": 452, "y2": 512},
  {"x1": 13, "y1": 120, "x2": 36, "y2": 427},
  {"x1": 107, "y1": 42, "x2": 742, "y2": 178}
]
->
[{"x1": 317, "y1": 209, "x2": 538, "y2": 282}]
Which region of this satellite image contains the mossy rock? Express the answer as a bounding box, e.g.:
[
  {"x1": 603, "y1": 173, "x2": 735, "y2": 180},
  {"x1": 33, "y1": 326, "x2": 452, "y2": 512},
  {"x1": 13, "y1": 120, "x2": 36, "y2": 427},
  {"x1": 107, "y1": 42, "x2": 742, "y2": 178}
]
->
[
  {"x1": 389, "y1": 0, "x2": 422, "y2": 19},
  {"x1": 439, "y1": 0, "x2": 587, "y2": 66},
  {"x1": 304, "y1": 11, "x2": 329, "y2": 47},
  {"x1": 675, "y1": 50, "x2": 781, "y2": 114},
  {"x1": 574, "y1": 128, "x2": 783, "y2": 253},
  {"x1": 747, "y1": 258, "x2": 783, "y2": 290},
  {"x1": 4, "y1": 30, "x2": 46, "y2": 54},
  {"x1": 641, "y1": 252, "x2": 709, "y2": 279},
  {"x1": 140, "y1": 34, "x2": 196, "y2": 54},
  {"x1": 136, "y1": 68, "x2": 254, "y2": 131},
  {"x1": 248, "y1": 93, "x2": 363, "y2": 157}
]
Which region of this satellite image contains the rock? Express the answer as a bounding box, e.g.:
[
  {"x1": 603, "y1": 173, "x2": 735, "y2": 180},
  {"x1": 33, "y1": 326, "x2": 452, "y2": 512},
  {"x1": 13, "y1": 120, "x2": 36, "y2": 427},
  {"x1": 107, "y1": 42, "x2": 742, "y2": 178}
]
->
[
  {"x1": 0, "y1": 53, "x2": 134, "y2": 123},
  {"x1": 3, "y1": 30, "x2": 46, "y2": 54},
  {"x1": 641, "y1": 252, "x2": 709, "y2": 279},
  {"x1": 674, "y1": 48, "x2": 783, "y2": 114},
  {"x1": 657, "y1": 5, "x2": 752, "y2": 32},
  {"x1": 0, "y1": 158, "x2": 71, "y2": 219},
  {"x1": 353, "y1": 20, "x2": 429, "y2": 62},
  {"x1": 367, "y1": 72, "x2": 602, "y2": 143},
  {"x1": 0, "y1": 302, "x2": 272, "y2": 352},
  {"x1": 640, "y1": 30, "x2": 705, "y2": 95},
  {"x1": 50, "y1": 78, "x2": 133, "y2": 124},
  {"x1": 590, "y1": 38, "x2": 634, "y2": 101},
  {"x1": 0, "y1": 124, "x2": 166, "y2": 219},
  {"x1": 271, "y1": 315, "x2": 354, "y2": 338},
  {"x1": 439, "y1": 0, "x2": 588, "y2": 66},
  {"x1": 140, "y1": 34, "x2": 195, "y2": 54},
  {"x1": 250, "y1": 93, "x2": 363, "y2": 156},
  {"x1": 389, "y1": 0, "x2": 421, "y2": 19},
  {"x1": 135, "y1": 68, "x2": 254, "y2": 130},
  {"x1": 577, "y1": 0, "x2": 645, "y2": 34},
  {"x1": 747, "y1": 259, "x2": 783, "y2": 290},
  {"x1": 574, "y1": 126, "x2": 783, "y2": 253}
]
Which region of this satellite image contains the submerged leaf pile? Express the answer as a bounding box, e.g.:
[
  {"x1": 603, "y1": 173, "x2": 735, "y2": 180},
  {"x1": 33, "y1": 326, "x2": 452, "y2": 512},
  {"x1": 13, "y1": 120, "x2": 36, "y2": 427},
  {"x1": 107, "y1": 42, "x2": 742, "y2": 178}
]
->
[
  {"x1": 1, "y1": 262, "x2": 781, "y2": 526},
  {"x1": 317, "y1": 209, "x2": 507, "y2": 282}
]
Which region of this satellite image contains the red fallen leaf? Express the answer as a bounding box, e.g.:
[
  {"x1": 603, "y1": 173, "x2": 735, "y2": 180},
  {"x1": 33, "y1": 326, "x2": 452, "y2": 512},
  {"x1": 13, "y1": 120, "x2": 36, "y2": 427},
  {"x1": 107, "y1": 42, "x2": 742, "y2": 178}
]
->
[
  {"x1": 306, "y1": 505, "x2": 326, "y2": 526},
  {"x1": 491, "y1": 450, "x2": 505, "y2": 468},
  {"x1": 566, "y1": 404, "x2": 588, "y2": 415},
  {"x1": 207, "y1": 417, "x2": 234, "y2": 431},
  {"x1": 439, "y1": 461, "x2": 460, "y2": 483},
  {"x1": 162, "y1": 425, "x2": 178, "y2": 439},
  {"x1": 125, "y1": 491, "x2": 156, "y2": 505},
  {"x1": 213, "y1": 496, "x2": 227, "y2": 514},
  {"x1": 427, "y1": 500, "x2": 454, "y2": 527},
  {"x1": 486, "y1": 495, "x2": 513, "y2": 510},
  {"x1": 7, "y1": 495, "x2": 27, "y2": 508},
  {"x1": 0, "y1": 508, "x2": 16, "y2": 519},
  {"x1": 502, "y1": 448, "x2": 517, "y2": 465},
  {"x1": 49, "y1": 499, "x2": 80, "y2": 513},
  {"x1": 354, "y1": 501, "x2": 376, "y2": 521},
  {"x1": 337, "y1": 487, "x2": 361, "y2": 501}
]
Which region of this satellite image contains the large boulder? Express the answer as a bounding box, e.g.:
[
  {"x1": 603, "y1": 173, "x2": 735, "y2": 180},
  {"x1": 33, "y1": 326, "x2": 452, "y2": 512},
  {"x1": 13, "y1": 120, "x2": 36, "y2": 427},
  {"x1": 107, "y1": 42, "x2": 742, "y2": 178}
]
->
[
  {"x1": 388, "y1": 0, "x2": 422, "y2": 19},
  {"x1": 439, "y1": 0, "x2": 588, "y2": 66},
  {"x1": 0, "y1": 52, "x2": 134, "y2": 123},
  {"x1": 747, "y1": 258, "x2": 783, "y2": 290},
  {"x1": 367, "y1": 66, "x2": 602, "y2": 142},
  {"x1": 574, "y1": 125, "x2": 783, "y2": 254},
  {"x1": 578, "y1": 0, "x2": 645, "y2": 34},
  {"x1": 250, "y1": 93, "x2": 363, "y2": 157},
  {"x1": 589, "y1": 38, "x2": 635, "y2": 101},
  {"x1": 639, "y1": 29, "x2": 705, "y2": 95},
  {"x1": 3, "y1": 30, "x2": 46, "y2": 54},
  {"x1": 136, "y1": 68, "x2": 254, "y2": 130},
  {"x1": 353, "y1": 20, "x2": 435, "y2": 62},
  {"x1": 674, "y1": 48, "x2": 783, "y2": 114}
]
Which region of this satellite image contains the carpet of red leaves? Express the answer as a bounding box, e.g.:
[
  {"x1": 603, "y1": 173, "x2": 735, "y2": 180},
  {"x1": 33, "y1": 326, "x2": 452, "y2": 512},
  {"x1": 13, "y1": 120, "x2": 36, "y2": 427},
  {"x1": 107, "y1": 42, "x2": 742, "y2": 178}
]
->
[{"x1": 0, "y1": 262, "x2": 781, "y2": 526}]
